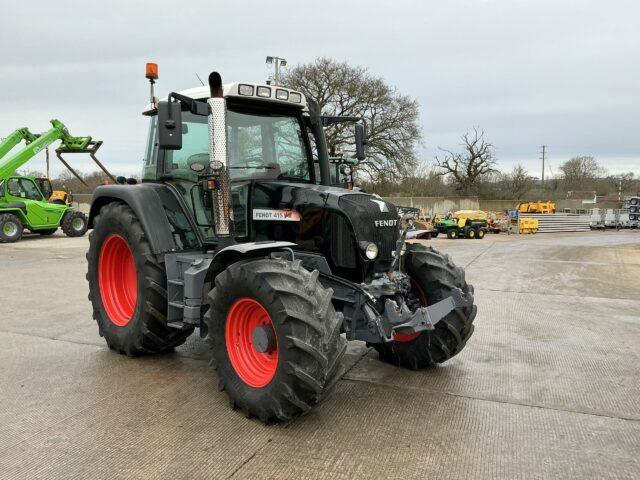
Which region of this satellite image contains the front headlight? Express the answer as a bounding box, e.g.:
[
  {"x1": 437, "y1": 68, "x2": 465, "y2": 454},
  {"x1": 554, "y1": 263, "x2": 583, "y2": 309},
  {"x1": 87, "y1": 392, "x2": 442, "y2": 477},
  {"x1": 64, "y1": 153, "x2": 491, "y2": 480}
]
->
[{"x1": 363, "y1": 242, "x2": 378, "y2": 260}]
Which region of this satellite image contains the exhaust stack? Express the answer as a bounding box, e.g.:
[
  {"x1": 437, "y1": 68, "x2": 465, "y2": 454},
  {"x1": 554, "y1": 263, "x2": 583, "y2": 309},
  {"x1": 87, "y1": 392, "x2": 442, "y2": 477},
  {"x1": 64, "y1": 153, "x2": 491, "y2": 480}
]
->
[{"x1": 207, "y1": 72, "x2": 233, "y2": 238}]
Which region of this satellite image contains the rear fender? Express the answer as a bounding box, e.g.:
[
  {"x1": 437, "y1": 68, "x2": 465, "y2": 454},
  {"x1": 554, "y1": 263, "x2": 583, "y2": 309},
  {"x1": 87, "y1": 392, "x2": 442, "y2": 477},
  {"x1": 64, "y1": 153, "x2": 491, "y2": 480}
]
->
[{"x1": 89, "y1": 184, "x2": 200, "y2": 254}]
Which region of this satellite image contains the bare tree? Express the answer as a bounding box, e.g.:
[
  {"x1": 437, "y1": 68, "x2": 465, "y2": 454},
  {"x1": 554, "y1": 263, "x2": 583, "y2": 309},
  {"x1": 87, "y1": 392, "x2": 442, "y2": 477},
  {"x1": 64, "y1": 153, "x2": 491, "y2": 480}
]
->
[
  {"x1": 558, "y1": 155, "x2": 605, "y2": 191},
  {"x1": 398, "y1": 162, "x2": 448, "y2": 197},
  {"x1": 283, "y1": 58, "x2": 421, "y2": 179},
  {"x1": 607, "y1": 172, "x2": 636, "y2": 194},
  {"x1": 504, "y1": 164, "x2": 534, "y2": 199},
  {"x1": 51, "y1": 170, "x2": 116, "y2": 194},
  {"x1": 435, "y1": 128, "x2": 497, "y2": 195}
]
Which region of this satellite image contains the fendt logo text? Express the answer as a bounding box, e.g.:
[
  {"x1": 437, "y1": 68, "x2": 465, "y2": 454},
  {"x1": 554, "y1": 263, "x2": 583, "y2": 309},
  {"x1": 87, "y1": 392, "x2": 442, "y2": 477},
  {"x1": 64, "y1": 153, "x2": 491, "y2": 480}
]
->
[{"x1": 374, "y1": 219, "x2": 397, "y2": 228}]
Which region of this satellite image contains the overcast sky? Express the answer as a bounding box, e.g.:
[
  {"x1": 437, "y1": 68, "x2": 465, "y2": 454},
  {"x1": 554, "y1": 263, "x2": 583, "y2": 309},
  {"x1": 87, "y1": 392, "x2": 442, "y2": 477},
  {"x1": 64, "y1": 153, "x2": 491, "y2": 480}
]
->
[{"x1": 1, "y1": 0, "x2": 638, "y2": 178}]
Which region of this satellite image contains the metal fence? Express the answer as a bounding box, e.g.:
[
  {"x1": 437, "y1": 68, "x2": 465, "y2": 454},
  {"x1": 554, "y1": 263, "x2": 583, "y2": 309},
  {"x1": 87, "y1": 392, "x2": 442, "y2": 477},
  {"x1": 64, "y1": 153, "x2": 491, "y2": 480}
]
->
[{"x1": 382, "y1": 197, "x2": 480, "y2": 217}]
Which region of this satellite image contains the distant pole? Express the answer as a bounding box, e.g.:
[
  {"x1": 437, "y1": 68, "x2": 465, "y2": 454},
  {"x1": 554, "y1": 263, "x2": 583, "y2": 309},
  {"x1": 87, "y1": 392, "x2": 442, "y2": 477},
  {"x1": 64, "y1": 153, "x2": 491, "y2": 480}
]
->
[
  {"x1": 46, "y1": 147, "x2": 50, "y2": 178},
  {"x1": 618, "y1": 178, "x2": 622, "y2": 203},
  {"x1": 539, "y1": 145, "x2": 547, "y2": 189}
]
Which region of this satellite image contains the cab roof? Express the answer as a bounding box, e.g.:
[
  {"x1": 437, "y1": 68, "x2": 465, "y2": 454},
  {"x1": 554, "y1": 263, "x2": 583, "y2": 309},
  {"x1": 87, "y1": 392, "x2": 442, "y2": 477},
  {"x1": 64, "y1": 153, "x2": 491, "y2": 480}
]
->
[{"x1": 143, "y1": 82, "x2": 308, "y2": 115}]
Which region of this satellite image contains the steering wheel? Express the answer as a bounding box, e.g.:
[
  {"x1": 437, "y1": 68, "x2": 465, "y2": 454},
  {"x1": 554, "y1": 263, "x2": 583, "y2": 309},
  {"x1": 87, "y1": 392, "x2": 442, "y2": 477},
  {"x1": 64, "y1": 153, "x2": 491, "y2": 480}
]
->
[{"x1": 237, "y1": 157, "x2": 268, "y2": 169}]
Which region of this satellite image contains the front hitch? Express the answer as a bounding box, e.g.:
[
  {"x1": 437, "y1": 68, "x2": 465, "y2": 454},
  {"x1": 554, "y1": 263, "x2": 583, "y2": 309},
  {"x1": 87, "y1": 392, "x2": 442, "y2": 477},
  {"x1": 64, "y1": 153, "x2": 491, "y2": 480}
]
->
[{"x1": 386, "y1": 288, "x2": 471, "y2": 336}]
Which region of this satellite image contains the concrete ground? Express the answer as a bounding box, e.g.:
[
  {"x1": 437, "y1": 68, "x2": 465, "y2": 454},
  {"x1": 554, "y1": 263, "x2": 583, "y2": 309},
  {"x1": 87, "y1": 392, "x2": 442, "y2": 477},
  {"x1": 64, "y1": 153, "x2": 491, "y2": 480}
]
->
[{"x1": 1, "y1": 230, "x2": 639, "y2": 479}]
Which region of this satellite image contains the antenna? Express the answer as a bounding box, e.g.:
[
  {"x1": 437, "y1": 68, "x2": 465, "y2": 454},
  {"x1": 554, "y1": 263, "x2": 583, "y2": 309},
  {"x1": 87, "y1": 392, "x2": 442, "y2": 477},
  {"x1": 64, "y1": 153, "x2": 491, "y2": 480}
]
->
[{"x1": 195, "y1": 73, "x2": 205, "y2": 86}]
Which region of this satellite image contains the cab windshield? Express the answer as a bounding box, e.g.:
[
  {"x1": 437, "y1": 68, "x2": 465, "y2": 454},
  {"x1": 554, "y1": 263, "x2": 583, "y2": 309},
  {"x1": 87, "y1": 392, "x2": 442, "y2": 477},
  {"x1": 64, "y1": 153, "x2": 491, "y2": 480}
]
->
[{"x1": 161, "y1": 106, "x2": 312, "y2": 183}]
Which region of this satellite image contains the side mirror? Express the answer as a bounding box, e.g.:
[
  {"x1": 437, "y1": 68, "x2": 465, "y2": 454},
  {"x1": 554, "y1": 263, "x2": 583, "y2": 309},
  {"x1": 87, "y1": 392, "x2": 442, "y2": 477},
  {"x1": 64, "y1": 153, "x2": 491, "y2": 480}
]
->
[
  {"x1": 157, "y1": 100, "x2": 183, "y2": 150},
  {"x1": 355, "y1": 123, "x2": 367, "y2": 161}
]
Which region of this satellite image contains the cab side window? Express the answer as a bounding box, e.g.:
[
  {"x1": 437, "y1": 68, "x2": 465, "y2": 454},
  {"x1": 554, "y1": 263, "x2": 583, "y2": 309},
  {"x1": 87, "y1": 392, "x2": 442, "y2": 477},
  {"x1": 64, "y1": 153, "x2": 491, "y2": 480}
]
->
[
  {"x1": 7, "y1": 179, "x2": 22, "y2": 197},
  {"x1": 142, "y1": 116, "x2": 158, "y2": 181},
  {"x1": 7, "y1": 178, "x2": 43, "y2": 200}
]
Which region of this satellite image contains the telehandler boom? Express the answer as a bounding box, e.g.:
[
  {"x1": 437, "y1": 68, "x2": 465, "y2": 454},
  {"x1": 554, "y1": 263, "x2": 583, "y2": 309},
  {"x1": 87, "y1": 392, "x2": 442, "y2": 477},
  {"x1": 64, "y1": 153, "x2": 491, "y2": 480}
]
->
[{"x1": 0, "y1": 128, "x2": 38, "y2": 160}]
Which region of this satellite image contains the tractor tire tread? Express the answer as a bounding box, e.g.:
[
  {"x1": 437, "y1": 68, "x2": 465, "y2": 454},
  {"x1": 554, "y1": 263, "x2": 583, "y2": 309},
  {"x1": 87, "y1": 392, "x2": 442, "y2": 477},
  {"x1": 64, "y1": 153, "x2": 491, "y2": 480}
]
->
[
  {"x1": 0, "y1": 213, "x2": 24, "y2": 243},
  {"x1": 87, "y1": 202, "x2": 193, "y2": 356},
  {"x1": 204, "y1": 257, "x2": 346, "y2": 423},
  {"x1": 61, "y1": 210, "x2": 88, "y2": 237},
  {"x1": 373, "y1": 243, "x2": 476, "y2": 369}
]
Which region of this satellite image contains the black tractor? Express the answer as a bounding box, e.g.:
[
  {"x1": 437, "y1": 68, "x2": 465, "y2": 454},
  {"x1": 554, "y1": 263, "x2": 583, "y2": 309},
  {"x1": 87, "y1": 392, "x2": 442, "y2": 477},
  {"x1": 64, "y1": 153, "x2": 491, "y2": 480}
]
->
[{"x1": 86, "y1": 68, "x2": 477, "y2": 422}]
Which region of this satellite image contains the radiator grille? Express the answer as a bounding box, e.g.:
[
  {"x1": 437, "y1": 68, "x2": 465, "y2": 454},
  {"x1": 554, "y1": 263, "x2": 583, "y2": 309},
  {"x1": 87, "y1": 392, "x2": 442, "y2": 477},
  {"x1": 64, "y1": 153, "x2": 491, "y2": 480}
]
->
[
  {"x1": 329, "y1": 213, "x2": 356, "y2": 268},
  {"x1": 338, "y1": 194, "x2": 399, "y2": 271}
]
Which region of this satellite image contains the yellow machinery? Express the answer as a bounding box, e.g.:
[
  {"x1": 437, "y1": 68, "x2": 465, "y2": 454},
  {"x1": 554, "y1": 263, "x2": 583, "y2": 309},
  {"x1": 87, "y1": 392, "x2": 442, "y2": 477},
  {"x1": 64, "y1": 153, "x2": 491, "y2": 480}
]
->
[
  {"x1": 49, "y1": 188, "x2": 73, "y2": 205},
  {"x1": 454, "y1": 210, "x2": 487, "y2": 221},
  {"x1": 516, "y1": 201, "x2": 555, "y2": 214},
  {"x1": 34, "y1": 177, "x2": 73, "y2": 205},
  {"x1": 519, "y1": 217, "x2": 539, "y2": 234}
]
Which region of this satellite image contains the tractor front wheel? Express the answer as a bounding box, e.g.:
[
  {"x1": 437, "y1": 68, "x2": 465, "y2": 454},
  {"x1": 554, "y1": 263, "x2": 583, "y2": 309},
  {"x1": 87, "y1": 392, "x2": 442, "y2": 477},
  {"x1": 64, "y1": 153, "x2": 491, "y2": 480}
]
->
[
  {"x1": 204, "y1": 258, "x2": 346, "y2": 422},
  {"x1": 373, "y1": 243, "x2": 477, "y2": 369},
  {"x1": 86, "y1": 202, "x2": 194, "y2": 355},
  {"x1": 446, "y1": 228, "x2": 458, "y2": 239},
  {"x1": 61, "y1": 210, "x2": 88, "y2": 237},
  {"x1": 0, "y1": 213, "x2": 23, "y2": 243}
]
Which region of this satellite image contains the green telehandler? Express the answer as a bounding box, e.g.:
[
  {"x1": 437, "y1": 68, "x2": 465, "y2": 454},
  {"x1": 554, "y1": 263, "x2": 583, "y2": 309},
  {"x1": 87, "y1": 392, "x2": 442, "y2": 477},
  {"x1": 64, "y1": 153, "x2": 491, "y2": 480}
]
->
[{"x1": 0, "y1": 120, "x2": 92, "y2": 243}]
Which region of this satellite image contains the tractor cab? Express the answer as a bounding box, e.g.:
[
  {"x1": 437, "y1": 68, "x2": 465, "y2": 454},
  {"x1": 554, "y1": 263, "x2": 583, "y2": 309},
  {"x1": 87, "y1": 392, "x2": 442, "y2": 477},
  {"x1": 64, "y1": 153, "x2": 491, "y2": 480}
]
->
[
  {"x1": 139, "y1": 79, "x2": 371, "y2": 262},
  {"x1": 141, "y1": 82, "x2": 319, "y2": 243}
]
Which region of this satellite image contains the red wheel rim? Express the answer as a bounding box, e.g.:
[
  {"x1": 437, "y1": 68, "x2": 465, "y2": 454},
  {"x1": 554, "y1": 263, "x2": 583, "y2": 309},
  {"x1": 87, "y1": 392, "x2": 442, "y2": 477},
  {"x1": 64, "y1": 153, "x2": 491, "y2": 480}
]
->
[
  {"x1": 394, "y1": 279, "x2": 427, "y2": 343},
  {"x1": 225, "y1": 298, "x2": 279, "y2": 388},
  {"x1": 98, "y1": 234, "x2": 138, "y2": 327}
]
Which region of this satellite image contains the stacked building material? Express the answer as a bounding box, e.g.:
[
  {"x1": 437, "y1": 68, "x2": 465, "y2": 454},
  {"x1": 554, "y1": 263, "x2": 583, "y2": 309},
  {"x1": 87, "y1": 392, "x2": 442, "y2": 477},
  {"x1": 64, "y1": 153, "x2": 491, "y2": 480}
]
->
[{"x1": 522, "y1": 213, "x2": 591, "y2": 233}]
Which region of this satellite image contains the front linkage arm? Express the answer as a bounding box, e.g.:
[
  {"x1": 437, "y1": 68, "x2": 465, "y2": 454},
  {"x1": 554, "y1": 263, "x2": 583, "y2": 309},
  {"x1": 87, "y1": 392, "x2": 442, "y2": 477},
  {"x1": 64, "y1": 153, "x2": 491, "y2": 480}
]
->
[{"x1": 386, "y1": 288, "x2": 468, "y2": 334}]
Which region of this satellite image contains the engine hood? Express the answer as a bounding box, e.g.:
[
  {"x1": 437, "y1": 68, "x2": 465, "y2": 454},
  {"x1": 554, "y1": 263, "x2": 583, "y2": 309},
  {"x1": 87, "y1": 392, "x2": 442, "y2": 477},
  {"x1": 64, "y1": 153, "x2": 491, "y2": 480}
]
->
[{"x1": 249, "y1": 181, "x2": 399, "y2": 278}]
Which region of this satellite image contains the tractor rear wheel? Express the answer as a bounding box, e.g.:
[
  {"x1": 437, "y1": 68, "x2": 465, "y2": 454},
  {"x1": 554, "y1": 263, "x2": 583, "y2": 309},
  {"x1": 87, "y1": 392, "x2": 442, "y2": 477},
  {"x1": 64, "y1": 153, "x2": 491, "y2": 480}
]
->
[
  {"x1": 61, "y1": 210, "x2": 88, "y2": 237},
  {"x1": 476, "y1": 228, "x2": 485, "y2": 239},
  {"x1": 373, "y1": 243, "x2": 477, "y2": 369},
  {"x1": 86, "y1": 202, "x2": 194, "y2": 355},
  {"x1": 465, "y1": 227, "x2": 476, "y2": 239},
  {"x1": 0, "y1": 213, "x2": 23, "y2": 243},
  {"x1": 204, "y1": 258, "x2": 346, "y2": 422}
]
